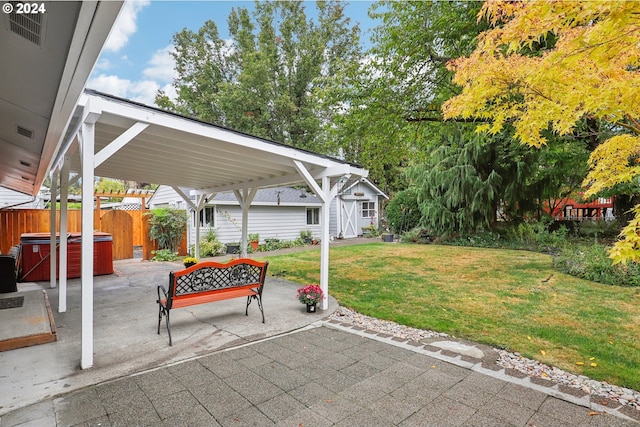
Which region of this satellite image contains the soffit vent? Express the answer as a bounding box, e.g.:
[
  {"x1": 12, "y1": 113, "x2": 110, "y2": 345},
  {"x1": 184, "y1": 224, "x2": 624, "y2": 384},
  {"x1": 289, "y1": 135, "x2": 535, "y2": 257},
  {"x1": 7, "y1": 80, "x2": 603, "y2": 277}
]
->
[
  {"x1": 9, "y1": 4, "x2": 43, "y2": 46},
  {"x1": 17, "y1": 125, "x2": 34, "y2": 139}
]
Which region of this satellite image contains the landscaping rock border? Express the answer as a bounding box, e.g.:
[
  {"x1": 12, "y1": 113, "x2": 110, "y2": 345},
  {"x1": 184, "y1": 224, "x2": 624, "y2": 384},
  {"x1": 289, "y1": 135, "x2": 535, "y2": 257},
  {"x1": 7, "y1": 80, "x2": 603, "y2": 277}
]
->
[{"x1": 328, "y1": 306, "x2": 640, "y2": 420}]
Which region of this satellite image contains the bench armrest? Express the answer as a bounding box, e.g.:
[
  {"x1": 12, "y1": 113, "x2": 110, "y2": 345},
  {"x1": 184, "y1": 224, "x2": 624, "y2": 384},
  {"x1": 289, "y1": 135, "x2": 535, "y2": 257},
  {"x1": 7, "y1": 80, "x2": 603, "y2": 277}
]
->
[{"x1": 157, "y1": 285, "x2": 169, "y2": 307}]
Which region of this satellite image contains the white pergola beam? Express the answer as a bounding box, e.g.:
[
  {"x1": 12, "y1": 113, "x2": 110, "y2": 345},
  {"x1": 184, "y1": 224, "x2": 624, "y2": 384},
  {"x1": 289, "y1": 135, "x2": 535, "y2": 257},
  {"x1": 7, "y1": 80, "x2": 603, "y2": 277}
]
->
[
  {"x1": 293, "y1": 160, "x2": 324, "y2": 202},
  {"x1": 192, "y1": 171, "x2": 311, "y2": 196},
  {"x1": 94, "y1": 122, "x2": 148, "y2": 168},
  {"x1": 172, "y1": 186, "x2": 198, "y2": 211}
]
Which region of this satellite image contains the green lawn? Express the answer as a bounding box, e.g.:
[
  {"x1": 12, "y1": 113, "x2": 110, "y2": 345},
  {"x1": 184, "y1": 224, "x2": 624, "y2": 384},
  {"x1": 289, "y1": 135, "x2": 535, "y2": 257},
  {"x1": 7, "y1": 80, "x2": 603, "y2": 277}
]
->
[{"x1": 258, "y1": 243, "x2": 640, "y2": 390}]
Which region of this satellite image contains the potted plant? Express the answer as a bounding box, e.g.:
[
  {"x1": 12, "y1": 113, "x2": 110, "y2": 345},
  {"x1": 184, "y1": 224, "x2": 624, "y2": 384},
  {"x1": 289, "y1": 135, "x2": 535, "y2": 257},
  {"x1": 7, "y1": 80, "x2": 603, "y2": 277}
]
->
[
  {"x1": 225, "y1": 242, "x2": 240, "y2": 254},
  {"x1": 381, "y1": 232, "x2": 394, "y2": 242},
  {"x1": 183, "y1": 256, "x2": 198, "y2": 268},
  {"x1": 248, "y1": 233, "x2": 260, "y2": 251},
  {"x1": 361, "y1": 225, "x2": 376, "y2": 237},
  {"x1": 296, "y1": 284, "x2": 324, "y2": 313}
]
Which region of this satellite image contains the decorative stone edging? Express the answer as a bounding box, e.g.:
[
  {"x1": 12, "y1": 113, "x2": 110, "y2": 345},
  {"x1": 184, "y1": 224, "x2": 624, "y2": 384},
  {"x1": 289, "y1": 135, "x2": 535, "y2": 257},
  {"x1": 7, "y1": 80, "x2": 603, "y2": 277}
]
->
[{"x1": 327, "y1": 307, "x2": 640, "y2": 423}]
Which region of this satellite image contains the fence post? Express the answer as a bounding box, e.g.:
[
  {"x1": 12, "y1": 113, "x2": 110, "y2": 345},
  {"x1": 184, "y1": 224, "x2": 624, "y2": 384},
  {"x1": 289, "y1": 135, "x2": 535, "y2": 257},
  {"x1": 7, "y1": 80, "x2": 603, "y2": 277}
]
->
[{"x1": 141, "y1": 213, "x2": 155, "y2": 261}]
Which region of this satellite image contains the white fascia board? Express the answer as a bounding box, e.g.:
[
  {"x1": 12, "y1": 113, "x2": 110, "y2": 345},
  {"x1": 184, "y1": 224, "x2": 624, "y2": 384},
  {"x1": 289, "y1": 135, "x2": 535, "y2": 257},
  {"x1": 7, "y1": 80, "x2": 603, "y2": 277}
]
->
[
  {"x1": 311, "y1": 165, "x2": 368, "y2": 180},
  {"x1": 38, "y1": 2, "x2": 124, "y2": 196},
  {"x1": 209, "y1": 200, "x2": 322, "y2": 207}
]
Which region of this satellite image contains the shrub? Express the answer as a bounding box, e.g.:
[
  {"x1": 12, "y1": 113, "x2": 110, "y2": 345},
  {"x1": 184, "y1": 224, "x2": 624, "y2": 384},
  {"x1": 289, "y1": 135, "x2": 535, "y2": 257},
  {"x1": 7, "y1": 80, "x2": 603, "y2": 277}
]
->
[
  {"x1": 361, "y1": 224, "x2": 381, "y2": 237},
  {"x1": 553, "y1": 244, "x2": 640, "y2": 287},
  {"x1": 386, "y1": 188, "x2": 421, "y2": 234},
  {"x1": 194, "y1": 230, "x2": 226, "y2": 257},
  {"x1": 577, "y1": 220, "x2": 621, "y2": 241},
  {"x1": 145, "y1": 207, "x2": 187, "y2": 252},
  {"x1": 151, "y1": 249, "x2": 179, "y2": 262},
  {"x1": 400, "y1": 227, "x2": 433, "y2": 244},
  {"x1": 504, "y1": 219, "x2": 569, "y2": 252}
]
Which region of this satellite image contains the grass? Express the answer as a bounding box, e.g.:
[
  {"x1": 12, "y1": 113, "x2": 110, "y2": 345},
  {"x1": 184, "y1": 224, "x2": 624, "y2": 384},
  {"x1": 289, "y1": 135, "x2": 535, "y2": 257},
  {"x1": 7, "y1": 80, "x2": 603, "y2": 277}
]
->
[{"x1": 258, "y1": 243, "x2": 640, "y2": 391}]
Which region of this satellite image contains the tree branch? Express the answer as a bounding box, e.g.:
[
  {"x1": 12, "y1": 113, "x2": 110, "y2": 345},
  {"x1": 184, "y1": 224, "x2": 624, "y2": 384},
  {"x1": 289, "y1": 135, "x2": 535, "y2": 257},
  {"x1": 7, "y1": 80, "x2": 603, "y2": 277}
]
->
[{"x1": 406, "y1": 116, "x2": 491, "y2": 123}]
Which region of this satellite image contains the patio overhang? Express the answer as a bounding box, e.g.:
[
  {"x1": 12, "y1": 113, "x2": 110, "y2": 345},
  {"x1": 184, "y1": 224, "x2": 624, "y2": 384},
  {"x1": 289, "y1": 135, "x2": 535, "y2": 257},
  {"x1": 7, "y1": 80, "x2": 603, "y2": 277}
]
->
[
  {"x1": 0, "y1": 1, "x2": 124, "y2": 196},
  {"x1": 54, "y1": 90, "x2": 364, "y2": 194},
  {"x1": 52, "y1": 90, "x2": 368, "y2": 368}
]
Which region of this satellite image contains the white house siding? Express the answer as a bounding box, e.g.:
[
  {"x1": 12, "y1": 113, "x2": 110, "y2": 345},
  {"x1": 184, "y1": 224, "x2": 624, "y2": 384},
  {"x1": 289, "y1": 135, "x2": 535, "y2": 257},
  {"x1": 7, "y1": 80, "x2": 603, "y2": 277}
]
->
[
  {"x1": 148, "y1": 185, "x2": 182, "y2": 208},
  {"x1": 207, "y1": 204, "x2": 321, "y2": 244},
  {"x1": 0, "y1": 187, "x2": 36, "y2": 208},
  {"x1": 149, "y1": 181, "x2": 388, "y2": 248},
  {"x1": 329, "y1": 198, "x2": 339, "y2": 237}
]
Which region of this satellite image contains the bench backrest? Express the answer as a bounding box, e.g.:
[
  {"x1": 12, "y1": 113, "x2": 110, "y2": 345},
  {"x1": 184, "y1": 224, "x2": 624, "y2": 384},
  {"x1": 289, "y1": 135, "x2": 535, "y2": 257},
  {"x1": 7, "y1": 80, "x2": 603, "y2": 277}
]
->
[{"x1": 169, "y1": 258, "x2": 268, "y2": 302}]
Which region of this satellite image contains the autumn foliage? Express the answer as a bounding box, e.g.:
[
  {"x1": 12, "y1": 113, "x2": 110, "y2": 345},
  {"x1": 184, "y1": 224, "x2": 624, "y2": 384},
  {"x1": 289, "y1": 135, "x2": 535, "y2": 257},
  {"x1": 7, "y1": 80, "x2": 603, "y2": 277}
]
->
[{"x1": 443, "y1": 1, "x2": 640, "y2": 263}]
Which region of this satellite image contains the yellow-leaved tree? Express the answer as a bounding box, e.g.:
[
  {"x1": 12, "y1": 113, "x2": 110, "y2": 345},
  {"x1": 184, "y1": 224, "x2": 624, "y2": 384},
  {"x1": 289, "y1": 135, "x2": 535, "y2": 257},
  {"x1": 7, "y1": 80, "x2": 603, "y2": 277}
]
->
[{"x1": 442, "y1": 0, "x2": 640, "y2": 264}]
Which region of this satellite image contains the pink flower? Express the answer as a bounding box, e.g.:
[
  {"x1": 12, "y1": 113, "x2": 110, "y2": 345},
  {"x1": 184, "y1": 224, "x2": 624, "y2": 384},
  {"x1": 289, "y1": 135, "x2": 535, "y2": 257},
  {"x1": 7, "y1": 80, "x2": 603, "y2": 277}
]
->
[{"x1": 297, "y1": 284, "x2": 323, "y2": 305}]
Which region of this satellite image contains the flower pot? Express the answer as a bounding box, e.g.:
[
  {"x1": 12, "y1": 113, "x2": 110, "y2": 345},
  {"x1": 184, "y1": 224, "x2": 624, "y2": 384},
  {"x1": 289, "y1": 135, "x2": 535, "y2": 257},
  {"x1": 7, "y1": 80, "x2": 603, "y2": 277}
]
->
[
  {"x1": 250, "y1": 241, "x2": 259, "y2": 250},
  {"x1": 381, "y1": 233, "x2": 394, "y2": 242},
  {"x1": 225, "y1": 243, "x2": 240, "y2": 254},
  {"x1": 306, "y1": 303, "x2": 317, "y2": 313},
  {"x1": 184, "y1": 262, "x2": 196, "y2": 268}
]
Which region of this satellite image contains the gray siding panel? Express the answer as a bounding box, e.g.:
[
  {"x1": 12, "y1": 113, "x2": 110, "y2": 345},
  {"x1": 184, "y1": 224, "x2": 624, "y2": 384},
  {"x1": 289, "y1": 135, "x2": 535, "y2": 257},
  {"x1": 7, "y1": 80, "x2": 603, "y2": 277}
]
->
[
  {"x1": 213, "y1": 205, "x2": 321, "y2": 243},
  {"x1": 148, "y1": 185, "x2": 181, "y2": 207}
]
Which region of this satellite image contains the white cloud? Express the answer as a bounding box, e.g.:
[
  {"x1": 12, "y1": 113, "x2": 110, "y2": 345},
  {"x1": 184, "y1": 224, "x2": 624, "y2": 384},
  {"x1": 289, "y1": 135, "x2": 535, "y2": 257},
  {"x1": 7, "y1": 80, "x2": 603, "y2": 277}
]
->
[
  {"x1": 159, "y1": 83, "x2": 178, "y2": 101},
  {"x1": 87, "y1": 74, "x2": 132, "y2": 98},
  {"x1": 94, "y1": 58, "x2": 112, "y2": 71},
  {"x1": 142, "y1": 45, "x2": 176, "y2": 83},
  {"x1": 88, "y1": 45, "x2": 179, "y2": 107},
  {"x1": 104, "y1": 0, "x2": 150, "y2": 53},
  {"x1": 87, "y1": 74, "x2": 160, "y2": 106}
]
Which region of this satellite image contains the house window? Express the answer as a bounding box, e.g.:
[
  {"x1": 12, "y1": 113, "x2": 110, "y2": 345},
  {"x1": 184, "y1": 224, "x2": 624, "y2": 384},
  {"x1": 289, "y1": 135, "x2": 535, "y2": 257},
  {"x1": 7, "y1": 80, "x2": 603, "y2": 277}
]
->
[
  {"x1": 193, "y1": 206, "x2": 216, "y2": 228},
  {"x1": 361, "y1": 202, "x2": 376, "y2": 219},
  {"x1": 306, "y1": 208, "x2": 320, "y2": 225}
]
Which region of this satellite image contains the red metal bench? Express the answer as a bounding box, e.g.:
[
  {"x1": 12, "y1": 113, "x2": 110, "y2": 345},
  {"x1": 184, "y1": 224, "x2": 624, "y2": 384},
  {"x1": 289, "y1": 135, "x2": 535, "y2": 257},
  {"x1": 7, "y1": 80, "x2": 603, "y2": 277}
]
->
[{"x1": 157, "y1": 258, "x2": 269, "y2": 345}]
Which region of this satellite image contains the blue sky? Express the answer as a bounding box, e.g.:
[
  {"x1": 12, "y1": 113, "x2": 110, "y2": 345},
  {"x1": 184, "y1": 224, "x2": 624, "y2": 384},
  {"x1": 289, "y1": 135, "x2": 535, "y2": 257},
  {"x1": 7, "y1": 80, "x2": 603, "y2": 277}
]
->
[{"x1": 88, "y1": 1, "x2": 380, "y2": 106}]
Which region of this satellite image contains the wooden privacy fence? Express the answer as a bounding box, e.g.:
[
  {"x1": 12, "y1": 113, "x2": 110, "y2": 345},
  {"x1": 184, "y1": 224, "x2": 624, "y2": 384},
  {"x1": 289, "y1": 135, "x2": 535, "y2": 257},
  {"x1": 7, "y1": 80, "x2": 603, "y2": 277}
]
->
[{"x1": 0, "y1": 209, "x2": 186, "y2": 260}]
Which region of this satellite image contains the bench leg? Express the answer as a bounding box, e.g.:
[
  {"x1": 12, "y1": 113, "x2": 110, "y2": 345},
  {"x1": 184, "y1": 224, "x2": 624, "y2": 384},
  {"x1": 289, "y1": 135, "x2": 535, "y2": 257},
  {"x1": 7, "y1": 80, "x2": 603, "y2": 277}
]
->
[
  {"x1": 246, "y1": 295, "x2": 265, "y2": 323},
  {"x1": 157, "y1": 304, "x2": 173, "y2": 346}
]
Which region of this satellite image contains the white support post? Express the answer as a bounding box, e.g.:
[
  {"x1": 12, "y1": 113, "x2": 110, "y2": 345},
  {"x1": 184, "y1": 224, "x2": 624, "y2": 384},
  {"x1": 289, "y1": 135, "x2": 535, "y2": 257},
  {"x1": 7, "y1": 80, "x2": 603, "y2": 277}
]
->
[
  {"x1": 49, "y1": 168, "x2": 58, "y2": 289},
  {"x1": 194, "y1": 194, "x2": 207, "y2": 260},
  {"x1": 174, "y1": 187, "x2": 213, "y2": 260},
  {"x1": 320, "y1": 176, "x2": 331, "y2": 310},
  {"x1": 293, "y1": 160, "x2": 342, "y2": 311},
  {"x1": 58, "y1": 157, "x2": 70, "y2": 313},
  {"x1": 233, "y1": 188, "x2": 258, "y2": 258},
  {"x1": 80, "y1": 120, "x2": 95, "y2": 370}
]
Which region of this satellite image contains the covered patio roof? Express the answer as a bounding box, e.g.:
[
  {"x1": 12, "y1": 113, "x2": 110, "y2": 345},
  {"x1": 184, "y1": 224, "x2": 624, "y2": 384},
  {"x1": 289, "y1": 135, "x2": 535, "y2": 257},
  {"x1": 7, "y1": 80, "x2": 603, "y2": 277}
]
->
[
  {"x1": 58, "y1": 90, "x2": 365, "y2": 193},
  {"x1": 50, "y1": 89, "x2": 367, "y2": 369}
]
